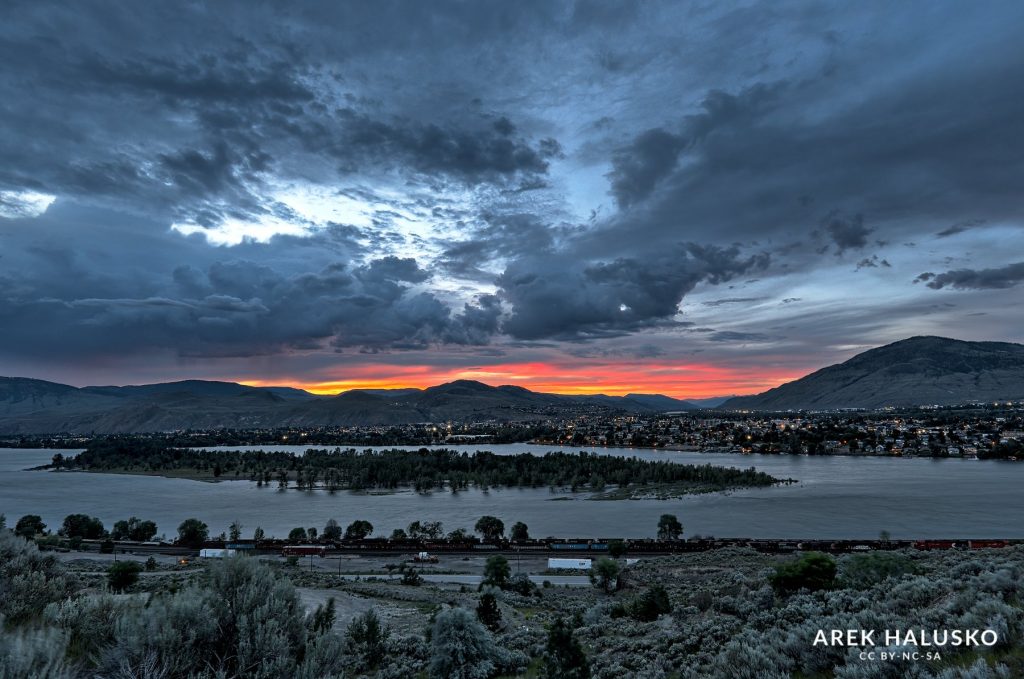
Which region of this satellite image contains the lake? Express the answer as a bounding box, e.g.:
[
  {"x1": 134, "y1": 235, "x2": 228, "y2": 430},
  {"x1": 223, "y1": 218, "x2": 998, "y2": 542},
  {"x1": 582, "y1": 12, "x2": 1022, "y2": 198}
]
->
[{"x1": 2, "y1": 444, "x2": 1021, "y2": 540}]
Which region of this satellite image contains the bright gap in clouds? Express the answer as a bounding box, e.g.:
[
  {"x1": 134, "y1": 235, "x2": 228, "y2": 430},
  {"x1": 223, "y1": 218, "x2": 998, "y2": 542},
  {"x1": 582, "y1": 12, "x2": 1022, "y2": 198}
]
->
[
  {"x1": 0, "y1": 190, "x2": 57, "y2": 219},
  {"x1": 170, "y1": 183, "x2": 377, "y2": 245}
]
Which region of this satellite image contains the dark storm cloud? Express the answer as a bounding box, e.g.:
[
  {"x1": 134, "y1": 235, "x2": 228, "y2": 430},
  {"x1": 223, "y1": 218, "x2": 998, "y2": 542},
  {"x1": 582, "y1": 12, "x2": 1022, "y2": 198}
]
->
[
  {"x1": 702, "y1": 297, "x2": 768, "y2": 307},
  {"x1": 497, "y1": 244, "x2": 769, "y2": 340},
  {"x1": 330, "y1": 109, "x2": 560, "y2": 184},
  {"x1": 607, "y1": 129, "x2": 686, "y2": 208},
  {"x1": 823, "y1": 213, "x2": 872, "y2": 254},
  {"x1": 584, "y1": 8, "x2": 1024, "y2": 267},
  {"x1": 0, "y1": 254, "x2": 499, "y2": 360},
  {"x1": 0, "y1": 2, "x2": 558, "y2": 232},
  {"x1": 917, "y1": 262, "x2": 1024, "y2": 291},
  {"x1": 1, "y1": 0, "x2": 1023, "y2": 379},
  {"x1": 936, "y1": 220, "x2": 986, "y2": 238},
  {"x1": 855, "y1": 255, "x2": 891, "y2": 271}
]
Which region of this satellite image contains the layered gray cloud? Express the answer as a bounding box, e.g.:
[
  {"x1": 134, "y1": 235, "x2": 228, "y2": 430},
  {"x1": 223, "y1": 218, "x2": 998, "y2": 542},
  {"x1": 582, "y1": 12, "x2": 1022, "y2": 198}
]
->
[
  {"x1": 0, "y1": 0, "x2": 1022, "y2": 386},
  {"x1": 916, "y1": 263, "x2": 1024, "y2": 291}
]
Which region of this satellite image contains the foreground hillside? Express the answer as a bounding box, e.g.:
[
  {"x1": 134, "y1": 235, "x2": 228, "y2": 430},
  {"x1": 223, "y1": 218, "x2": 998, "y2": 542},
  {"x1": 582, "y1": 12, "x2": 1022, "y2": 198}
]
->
[
  {"x1": 723, "y1": 336, "x2": 1024, "y2": 410},
  {"x1": 3, "y1": 527, "x2": 1023, "y2": 678}
]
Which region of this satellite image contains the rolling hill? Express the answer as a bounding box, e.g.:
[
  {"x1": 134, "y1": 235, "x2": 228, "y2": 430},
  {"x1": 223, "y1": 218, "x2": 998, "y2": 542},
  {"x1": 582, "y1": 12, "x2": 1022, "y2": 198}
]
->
[
  {"x1": 0, "y1": 377, "x2": 694, "y2": 434},
  {"x1": 721, "y1": 336, "x2": 1024, "y2": 410}
]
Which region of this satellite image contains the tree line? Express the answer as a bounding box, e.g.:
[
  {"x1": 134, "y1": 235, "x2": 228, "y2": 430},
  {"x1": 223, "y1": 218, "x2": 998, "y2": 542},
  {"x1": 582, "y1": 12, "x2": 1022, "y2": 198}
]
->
[{"x1": 60, "y1": 440, "x2": 783, "y2": 494}]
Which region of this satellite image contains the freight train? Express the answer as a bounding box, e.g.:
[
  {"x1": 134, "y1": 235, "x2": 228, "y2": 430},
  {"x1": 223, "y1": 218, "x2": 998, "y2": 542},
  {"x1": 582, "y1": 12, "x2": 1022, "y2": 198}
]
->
[{"x1": 82, "y1": 536, "x2": 1014, "y2": 557}]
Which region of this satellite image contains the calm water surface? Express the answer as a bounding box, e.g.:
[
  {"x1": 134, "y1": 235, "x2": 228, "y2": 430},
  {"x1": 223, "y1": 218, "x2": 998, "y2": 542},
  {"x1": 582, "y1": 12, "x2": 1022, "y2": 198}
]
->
[{"x1": 2, "y1": 445, "x2": 1020, "y2": 540}]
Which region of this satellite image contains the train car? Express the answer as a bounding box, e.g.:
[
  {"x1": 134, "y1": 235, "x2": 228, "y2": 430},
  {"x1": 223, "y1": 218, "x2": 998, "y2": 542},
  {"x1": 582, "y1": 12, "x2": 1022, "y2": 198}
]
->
[
  {"x1": 549, "y1": 542, "x2": 592, "y2": 551},
  {"x1": 968, "y1": 539, "x2": 1008, "y2": 549},
  {"x1": 913, "y1": 540, "x2": 962, "y2": 551},
  {"x1": 283, "y1": 545, "x2": 327, "y2": 557}
]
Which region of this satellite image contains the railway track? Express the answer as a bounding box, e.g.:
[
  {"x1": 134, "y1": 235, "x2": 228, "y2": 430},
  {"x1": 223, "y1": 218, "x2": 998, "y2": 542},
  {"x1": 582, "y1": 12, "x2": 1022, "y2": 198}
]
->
[{"x1": 74, "y1": 536, "x2": 1018, "y2": 558}]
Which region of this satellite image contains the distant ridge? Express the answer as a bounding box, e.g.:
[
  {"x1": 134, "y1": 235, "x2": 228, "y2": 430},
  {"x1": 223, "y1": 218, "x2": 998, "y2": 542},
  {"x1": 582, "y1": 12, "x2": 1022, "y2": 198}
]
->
[
  {"x1": 0, "y1": 377, "x2": 694, "y2": 434},
  {"x1": 721, "y1": 336, "x2": 1024, "y2": 410}
]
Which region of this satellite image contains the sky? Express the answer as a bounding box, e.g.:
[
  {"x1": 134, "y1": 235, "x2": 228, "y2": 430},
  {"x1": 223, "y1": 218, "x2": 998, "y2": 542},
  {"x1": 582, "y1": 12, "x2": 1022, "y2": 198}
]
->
[{"x1": 1, "y1": 1, "x2": 1022, "y2": 398}]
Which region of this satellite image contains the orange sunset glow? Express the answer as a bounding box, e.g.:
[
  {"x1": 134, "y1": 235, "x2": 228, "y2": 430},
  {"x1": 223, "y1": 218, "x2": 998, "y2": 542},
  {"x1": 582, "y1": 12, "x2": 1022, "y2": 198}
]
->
[{"x1": 241, "y1": 361, "x2": 802, "y2": 399}]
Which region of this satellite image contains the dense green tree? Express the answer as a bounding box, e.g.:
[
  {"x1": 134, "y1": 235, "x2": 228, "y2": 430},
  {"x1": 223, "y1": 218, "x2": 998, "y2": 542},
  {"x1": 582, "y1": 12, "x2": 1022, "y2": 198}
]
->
[
  {"x1": 176, "y1": 518, "x2": 209, "y2": 548},
  {"x1": 447, "y1": 527, "x2": 471, "y2": 541},
  {"x1": 590, "y1": 558, "x2": 620, "y2": 594},
  {"x1": 346, "y1": 609, "x2": 389, "y2": 670},
  {"x1": 510, "y1": 521, "x2": 530, "y2": 541},
  {"x1": 253, "y1": 526, "x2": 265, "y2": 543},
  {"x1": 228, "y1": 520, "x2": 243, "y2": 542},
  {"x1": 769, "y1": 552, "x2": 837, "y2": 594},
  {"x1": 111, "y1": 517, "x2": 158, "y2": 542},
  {"x1": 476, "y1": 591, "x2": 502, "y2": 631},
  {"x1": 629, "y1": 585, "x2": 672, "y2": 621},
  {"x1": 391, "y1": 528, "x2": 408, "y2": 539},
  {"x1": 288, "y1": 527, "x2": 307, "y2": 541},
  {"x1": 107, "y1": 561, "x2": 142, "y2": 592},
  {"x1": 308, "y1": 597, "x2": 336, "y2": 636},
  {"x1": 15, "y1": 514, "x2": 47, "y2": 539},
  {"x1": 60, "y1": 513, "x2": 105, "y2": 539},
  {"x1": 608, "y1": 539, "x2": 627, "y2": 558},
  {"x1": 344, "y1": 520, "x2": 374, "y2": 540},
  {"x1": 322, "y1": 518, "x2": 342, "y2": 541},
  {"x1": 474, "y1": 515, "x2": 505, "y2": 541},
  {"x1": 657, "y1": 513, "x2": 683, "y2": 540},
  {"x1": 482, "y1": 555, "x2": 511, "y2": 589},
  {"x1": 542, "y1": 617, "x2": 590, "y2": 679}
]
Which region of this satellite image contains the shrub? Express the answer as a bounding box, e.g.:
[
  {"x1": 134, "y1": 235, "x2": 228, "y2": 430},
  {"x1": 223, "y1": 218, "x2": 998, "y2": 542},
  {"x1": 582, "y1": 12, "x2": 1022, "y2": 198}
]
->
[
  {"x1": 542, "y1": 617, "x2": 590, "y2": 679},
  {"x1": 0, "y1": 618, "x2": 73, "y2": 678},
  {"x1": 629, "y1": 585, "x2": 672, "y2": 622},
  {"x1": 590, "y1": 558, "x2": 621, "y2": 594},
  {"x1": 508, "y1": 573, "x2": 538, "y2": 596},
  {"x1": 476, "y1": 592, "x2": 502, "y2": 631},
  {"x1": 401, "y1": 566, "x2": 424, "y2": 586},
  {"x1": 0, "y1": 530, "x2": 76, "y2": 623},
  {"x1": 347, "y1": 609, "x2": 390, "y2": 670},
  {"x1": 838, "y1": 552, "x2": 918, "y2": 588},
  {"x1": 428, "y1": 607, "x2": 499, "y2": 679},
  {"x1": 482, "y1": 555, "x2": 511, "y2": 589},
  {"x1": 107, "y1": 561, "x2": 143, "y2": 592}
]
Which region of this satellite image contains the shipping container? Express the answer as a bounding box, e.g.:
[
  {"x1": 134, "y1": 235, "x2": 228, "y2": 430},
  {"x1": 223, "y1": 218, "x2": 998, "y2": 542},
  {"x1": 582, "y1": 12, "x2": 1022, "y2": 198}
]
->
[{"x1": 548, "y1": 558, "x2": 592, "y2": 570}]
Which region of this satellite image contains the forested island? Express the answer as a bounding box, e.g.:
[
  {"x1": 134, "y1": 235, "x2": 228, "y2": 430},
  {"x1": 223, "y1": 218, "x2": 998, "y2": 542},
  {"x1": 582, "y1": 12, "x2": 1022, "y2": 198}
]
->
[{"x1": 48, "y1": 440, "x2": 788, "y2": 499}]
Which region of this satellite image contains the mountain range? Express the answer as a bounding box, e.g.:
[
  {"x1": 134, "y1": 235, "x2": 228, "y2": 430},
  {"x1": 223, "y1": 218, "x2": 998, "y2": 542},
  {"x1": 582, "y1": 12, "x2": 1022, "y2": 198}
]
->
[
  {"x1": 721, "y1": 336, "x2": 1024, "y2": 410},
  {"x1": 0, "y1": 377, "x2": 695, "y2": 434},
  {"x1": 3, "y1": 336, "x2": 1021, "y2": 433}
]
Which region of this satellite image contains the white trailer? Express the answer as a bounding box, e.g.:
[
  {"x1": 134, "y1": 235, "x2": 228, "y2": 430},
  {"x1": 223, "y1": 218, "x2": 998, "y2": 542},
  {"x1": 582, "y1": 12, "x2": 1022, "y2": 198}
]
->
[
  {"x1": 199, "y1": 548, "x2": 237, "y2": 558},
  {"x1": 548, "y1": 557, "x2": 592, "y2": 570}
]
